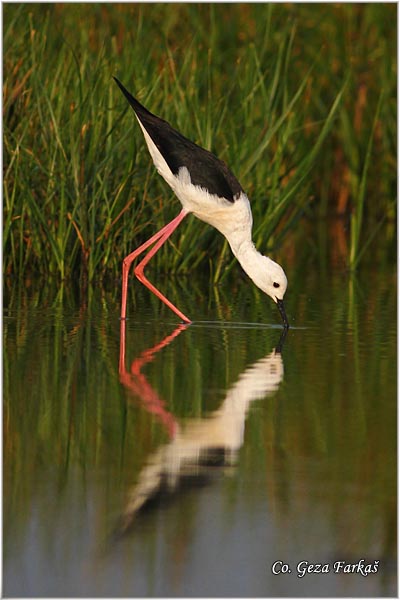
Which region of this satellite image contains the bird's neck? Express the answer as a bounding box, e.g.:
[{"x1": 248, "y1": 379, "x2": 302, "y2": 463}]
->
[{"x1": 229, "y1": 238, "x2": 268, "y2": 288}]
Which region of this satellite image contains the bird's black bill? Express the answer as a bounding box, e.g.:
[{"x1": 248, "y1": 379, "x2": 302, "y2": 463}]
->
[{"x1": 277, "y1": 299, "x2": 289, "y2": 329}]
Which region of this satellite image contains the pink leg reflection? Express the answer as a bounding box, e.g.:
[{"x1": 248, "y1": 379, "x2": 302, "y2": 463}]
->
[{"x1": 119, "y1": 319, "x2": 188, "y2": 438}]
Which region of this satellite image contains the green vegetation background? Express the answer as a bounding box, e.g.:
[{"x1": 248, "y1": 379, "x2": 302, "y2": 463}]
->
[{"x1": 3, "y1": 4, "x2": 396, "y2": 283}]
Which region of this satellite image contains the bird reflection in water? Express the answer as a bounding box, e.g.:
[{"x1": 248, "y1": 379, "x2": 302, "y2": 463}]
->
[{"x1": 118, "y1": 319, "x2": 287, "y2": 534}]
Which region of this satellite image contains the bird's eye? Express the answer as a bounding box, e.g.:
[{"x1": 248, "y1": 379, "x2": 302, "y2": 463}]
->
[{"x1": 273, "y1": 282, "x2": 280, "y2": 288}]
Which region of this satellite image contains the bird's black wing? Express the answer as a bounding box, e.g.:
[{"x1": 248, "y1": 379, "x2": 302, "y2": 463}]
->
[{"x1": 114, "y1": 78, "x2": 243, "y2": 203}]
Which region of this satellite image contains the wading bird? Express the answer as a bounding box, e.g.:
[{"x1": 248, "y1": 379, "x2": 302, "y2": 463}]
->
[{"x1": 114, "y1": 78, "x2": 289, "y2": 327}]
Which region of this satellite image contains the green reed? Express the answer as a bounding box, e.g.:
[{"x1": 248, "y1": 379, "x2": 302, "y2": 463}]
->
[{"x1": 3, "y1": 4, "x2": 396, "y2": 282}]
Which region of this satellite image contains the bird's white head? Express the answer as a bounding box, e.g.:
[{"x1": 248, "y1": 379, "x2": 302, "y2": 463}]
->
[
  {"x1": 261, "y1": 257, "x2": 288, "y2": 303},
  {"x1": 237, "y1": 249, "x2": 289, "y2": 327},
  {"x1": 258, "y1": 256, "x2": 289, "y2": 328}
]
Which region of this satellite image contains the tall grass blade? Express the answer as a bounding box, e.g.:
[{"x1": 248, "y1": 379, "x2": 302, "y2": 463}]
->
[{"x1": 349, "y1": 91, "x2": 384, "y2": 269}]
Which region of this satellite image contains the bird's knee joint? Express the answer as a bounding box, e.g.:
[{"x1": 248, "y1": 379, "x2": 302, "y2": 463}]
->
[
  {"x1": 123, "y1": 257, "x2": 133, "y2": 271},
  {"x1": 134, "y1": 265, "x2": 144, "y2": 280}
]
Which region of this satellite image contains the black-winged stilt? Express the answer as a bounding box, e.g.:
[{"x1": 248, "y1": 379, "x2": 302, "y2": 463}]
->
[{"x1": 114, "y1": 78, "x2": 289, "y2": 328}]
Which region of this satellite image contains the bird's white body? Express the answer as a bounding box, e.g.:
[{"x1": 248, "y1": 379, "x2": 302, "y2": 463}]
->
[
  {"x1": 138, "y1": 120, "x2": 287, "y2": 302},
  {"x1": 140, "y1": 120, "x2": 252, "y2": 236}
]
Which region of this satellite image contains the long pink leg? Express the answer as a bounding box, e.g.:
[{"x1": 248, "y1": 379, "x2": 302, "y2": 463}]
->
[{"x1": 121, "y1": 209, "x2": 191, "y2": 322}]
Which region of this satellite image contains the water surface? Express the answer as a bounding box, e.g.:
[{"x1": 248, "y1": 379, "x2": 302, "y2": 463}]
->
[{"x1": 3, "y1": 261, "x2": 396, "y2": 597}]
